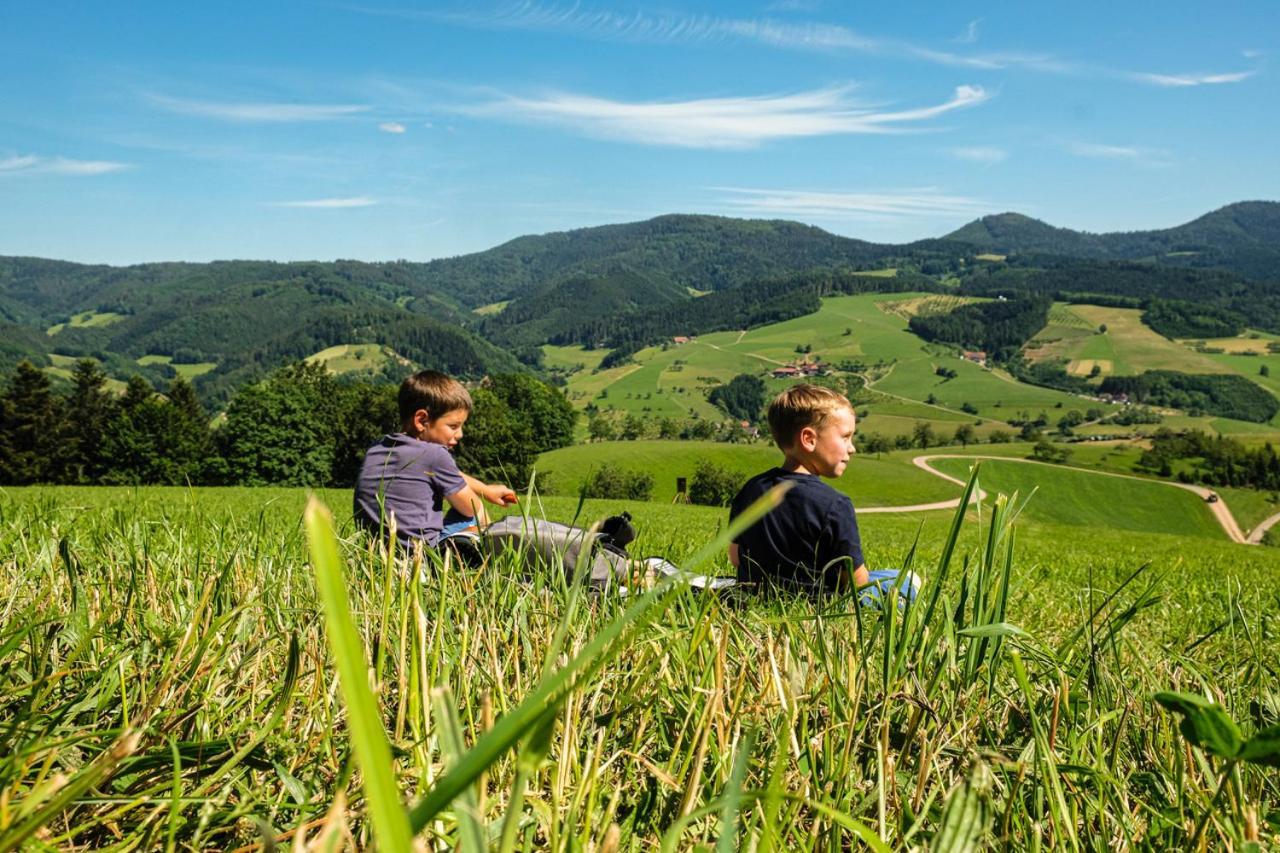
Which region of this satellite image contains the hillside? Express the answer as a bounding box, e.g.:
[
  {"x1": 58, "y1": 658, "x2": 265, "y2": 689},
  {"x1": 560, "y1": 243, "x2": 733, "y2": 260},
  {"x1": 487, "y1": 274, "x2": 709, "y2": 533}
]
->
[
  {"x1": 947, "y1": 201, "x2": 1280, "y2": 279},
  {"x1": 3, "y1": 202, "x2": 1278, "y2": 405}
]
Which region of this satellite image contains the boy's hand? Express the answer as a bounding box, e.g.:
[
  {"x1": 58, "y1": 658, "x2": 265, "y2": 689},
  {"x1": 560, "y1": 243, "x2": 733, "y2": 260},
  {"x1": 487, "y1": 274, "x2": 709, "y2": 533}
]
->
[{"x1": 484, "y1": 483, "x2": 519, "y2": 506}]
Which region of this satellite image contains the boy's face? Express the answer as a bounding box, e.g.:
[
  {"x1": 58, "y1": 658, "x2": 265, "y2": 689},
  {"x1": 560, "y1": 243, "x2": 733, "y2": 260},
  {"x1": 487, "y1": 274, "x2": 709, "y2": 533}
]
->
[
  {"x1": 413, "y1": 407, "x2": 469, "y2": 449},
  {"x1": 802, "y1": 406, "x2": 857, "y2": 477}
]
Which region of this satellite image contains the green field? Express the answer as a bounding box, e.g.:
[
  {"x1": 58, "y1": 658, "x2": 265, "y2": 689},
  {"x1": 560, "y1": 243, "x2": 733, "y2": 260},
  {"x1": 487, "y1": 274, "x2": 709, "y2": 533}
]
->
[
  {"x1": 45, "y1": 310, "x2": 127, "y2": 336},
  {"x1": 473, "y1": 300, "x2": 511, "y2": 315},
  {"x1": 42, "y1": 353, "x2": 128, "y2": 392},
  {"x1": 135, "y1": 353, "x2": 218, "y2": 379},
  {"x1": 306, "y1": 343, "x2": 409, "y2": 375},
  {"x1": 536, "y1": 440, "x2": 960, "y2": 506},
  {"x1": 929, "y1": 456, "x2": 1226, "y2": 539},
  {"x1": 2, "y1": 484, "x2": 1277, "y2": 849},
  {"x1": 564, "y1": 293, "x2": 1112, "y2": 427}
]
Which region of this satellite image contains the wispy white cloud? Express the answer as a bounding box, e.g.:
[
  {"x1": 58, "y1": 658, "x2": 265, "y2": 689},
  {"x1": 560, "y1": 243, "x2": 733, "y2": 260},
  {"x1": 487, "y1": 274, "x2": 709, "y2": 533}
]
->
[
  {"x1": 354, "y1": 3, "x2": 1257, "y2": 86},
  {"x1": 1066, "y1": 141, "x2": 1171, "y2": 166},
  {"x1": 950, "y1": 146, "x2": 1007, "y2": 164},
  {"x1": 0, "y1": 154, "x2": 130, "y2": 175},
  {"x1": 269, "y1": 197, "x2": 378, "y2": 208},
  {"x1": 146, "y1": 93, "x2": 370, "y2": 121},
  {"x1": 1130, "y1": 69, "x2": 1258, "y2": 87},
  {"x1": 953, "y1": 19, "x2": 981, "y2": 44},
  {"x1": 457, "y1": 84, "x2": 990, "y2": 149},
  {"x1": 712, "y1": 186, "x2": 995, "y2": 220},
  {"x1": 379, "y1": 121, "x2": 407, "y2": 133}
]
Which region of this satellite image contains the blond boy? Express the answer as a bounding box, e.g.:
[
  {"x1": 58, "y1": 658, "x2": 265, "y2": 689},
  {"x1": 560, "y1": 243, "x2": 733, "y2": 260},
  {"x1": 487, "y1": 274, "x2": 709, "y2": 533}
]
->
[{"x1": 728, "y1": 384, "x2": 871, "y2": 594}]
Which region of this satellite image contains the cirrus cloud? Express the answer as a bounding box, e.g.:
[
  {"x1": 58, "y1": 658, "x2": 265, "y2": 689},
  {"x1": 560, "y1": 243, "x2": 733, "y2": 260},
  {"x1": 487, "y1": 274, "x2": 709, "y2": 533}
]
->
[
  {"x1": 456, "y1": 83, "x2": 990, "y2": 149},
  {"x1": 0, "y1": 154, "x2": 131, "y2": 175}
]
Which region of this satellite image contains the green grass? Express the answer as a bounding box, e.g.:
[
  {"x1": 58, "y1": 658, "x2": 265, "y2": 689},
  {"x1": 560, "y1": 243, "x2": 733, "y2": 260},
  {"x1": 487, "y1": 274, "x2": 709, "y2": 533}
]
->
[
  {"x1": 45, "y1": 310, "x2": 126, "y2": 336},
  {"x1": 928, "y1": 456, "x2": 1226, "y2": 539},
  {"x1": 536, "y1": 440, "x2": 960, "y2": 506},
  {"x1": 135, "y1": 353, "x2": 218, "y2": 379},
  {"x1": 565, "y1": 293, "x2": 1110, "y2": 423},
  {"x1": 306, "y1": 343, "x2": 408, "y2": 375},
  {"x1": 474, "y1": 300, "x2": 511, "y2": 315},
  {"x1": 1, "y1": 484, "x2": 1277, "y2": 848}
]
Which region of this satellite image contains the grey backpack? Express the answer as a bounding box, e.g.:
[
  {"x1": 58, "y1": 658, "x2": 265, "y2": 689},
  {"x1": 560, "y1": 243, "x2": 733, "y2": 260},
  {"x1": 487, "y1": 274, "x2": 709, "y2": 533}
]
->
[
  {"x1": 482, "y1": 515, "x2": 632, "y2": 589},
  {"x1": 479, "y1": 514, "x2": 736, "y2": 592}
]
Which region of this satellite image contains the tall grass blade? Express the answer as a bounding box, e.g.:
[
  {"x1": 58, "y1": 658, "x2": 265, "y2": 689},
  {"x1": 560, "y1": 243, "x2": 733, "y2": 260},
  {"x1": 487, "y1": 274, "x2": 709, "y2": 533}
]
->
[{"x1": 305, "y1": 497, "x2": 414, "y2": 852}]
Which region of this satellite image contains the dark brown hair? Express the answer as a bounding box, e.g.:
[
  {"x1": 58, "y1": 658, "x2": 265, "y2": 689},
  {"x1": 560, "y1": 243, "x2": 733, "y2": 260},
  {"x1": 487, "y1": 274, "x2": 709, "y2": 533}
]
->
[
  {"x1": 767, "y1": 384, "x2": 853, "y2": 449},
  {"x1": 398, "y1": 370, "x2": 472, "y2": 424}
]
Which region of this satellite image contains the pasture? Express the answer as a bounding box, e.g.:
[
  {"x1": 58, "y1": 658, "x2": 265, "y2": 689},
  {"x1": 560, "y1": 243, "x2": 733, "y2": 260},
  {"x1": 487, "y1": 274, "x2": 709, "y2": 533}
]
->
[
  {"x1": 136, "y1": 353, "x2": 219, "y2": 379},
  {"x1": 1, "y1": 483, "x2": 1277, "y2": 849},
  {"x1": 536, "y1": 440, "x2": 959, "y2": 507},
  {"x1": 561, "y1": 293, "x2": 1109, "y2": 426},
  {"x1": 45, "y1": 310, "x2": 127, "y2": 336},
  {"x1": 926, "y1": 456, "x2": 1227, "y2": 539},
  {"x1": 306, "y1": 344, "x2": 410, "y2": 376}
]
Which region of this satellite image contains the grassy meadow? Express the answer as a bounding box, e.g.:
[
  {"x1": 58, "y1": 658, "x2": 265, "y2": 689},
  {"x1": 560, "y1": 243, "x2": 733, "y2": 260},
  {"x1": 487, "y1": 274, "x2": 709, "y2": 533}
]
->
[
  {"x1": 556, "y1": 294, "x2": 1112, "y2": 428},
  {"x1": 536, "y1": 440, "x2": 959, "y2": 507},
  {"x1": 2, "y1": 480, "x2": 1277, "y2": 849}
]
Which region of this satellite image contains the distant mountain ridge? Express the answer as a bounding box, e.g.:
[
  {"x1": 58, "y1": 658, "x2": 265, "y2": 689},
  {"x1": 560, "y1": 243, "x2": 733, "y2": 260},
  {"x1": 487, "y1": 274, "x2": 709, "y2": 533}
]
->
[
  {"x1": 2, "y1": 202, "x2": 1277, "y2": 401},
  {"x1": 946, "y1": 201, "x2": 1280, "y2": 279}
]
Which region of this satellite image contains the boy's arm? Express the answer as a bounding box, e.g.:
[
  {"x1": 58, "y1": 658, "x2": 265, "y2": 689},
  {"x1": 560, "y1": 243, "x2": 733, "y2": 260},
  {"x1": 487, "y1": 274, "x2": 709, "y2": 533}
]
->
[
  {"x1": 461, "y1": 472, "x2": 518, "y2": 507},
  {"x1": 446, "y1": 484, "x2": 491, "y2": 527}
]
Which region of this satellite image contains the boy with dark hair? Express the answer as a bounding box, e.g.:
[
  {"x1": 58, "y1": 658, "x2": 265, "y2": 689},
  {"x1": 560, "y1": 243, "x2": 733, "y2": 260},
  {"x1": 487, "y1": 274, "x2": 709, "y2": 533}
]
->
[{"x1": 354, "y1": 370, "x2": 517, "y2": 547}]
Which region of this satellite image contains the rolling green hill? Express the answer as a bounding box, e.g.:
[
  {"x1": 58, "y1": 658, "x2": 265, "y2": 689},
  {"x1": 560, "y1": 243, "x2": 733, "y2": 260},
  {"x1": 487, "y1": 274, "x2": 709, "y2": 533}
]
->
[
  {"x1": 563, "y1": 292, "x2": 1118, "y2": 432},
  {"x1": 928, "y1": 457, "x2": 1225, "y2": 538}
]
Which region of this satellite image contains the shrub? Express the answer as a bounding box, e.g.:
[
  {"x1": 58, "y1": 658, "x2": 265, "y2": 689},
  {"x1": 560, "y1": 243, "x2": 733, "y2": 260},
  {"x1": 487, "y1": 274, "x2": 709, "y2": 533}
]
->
[
  {"x1": 689, "y1": 460, "x2": 740, "y2": 507},
  {"x1": 580, "y1": 464, "x2": 654, "y2": 501}
]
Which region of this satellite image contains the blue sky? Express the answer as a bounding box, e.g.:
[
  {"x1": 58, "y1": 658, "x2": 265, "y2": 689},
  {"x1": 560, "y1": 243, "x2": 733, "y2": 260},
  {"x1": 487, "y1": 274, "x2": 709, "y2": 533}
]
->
[{"x1": 2, "y1": 1, "x2": 1276, "y2": 264}]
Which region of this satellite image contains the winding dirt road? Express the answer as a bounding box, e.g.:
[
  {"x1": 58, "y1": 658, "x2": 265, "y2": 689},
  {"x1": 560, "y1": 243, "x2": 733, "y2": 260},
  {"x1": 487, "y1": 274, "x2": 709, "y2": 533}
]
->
[{"x1": 859, "y1": 454, "x2": 1276, "y2": 546}]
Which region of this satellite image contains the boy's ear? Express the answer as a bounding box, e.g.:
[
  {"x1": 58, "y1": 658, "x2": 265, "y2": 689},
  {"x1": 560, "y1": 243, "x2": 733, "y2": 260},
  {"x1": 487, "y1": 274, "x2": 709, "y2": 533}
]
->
[
  {"x1": 798, "y1": 425, "x2": 819, "y2": 451},
  {"x1": 410, "y1": 408, "x2": 431, "y2": 434}
]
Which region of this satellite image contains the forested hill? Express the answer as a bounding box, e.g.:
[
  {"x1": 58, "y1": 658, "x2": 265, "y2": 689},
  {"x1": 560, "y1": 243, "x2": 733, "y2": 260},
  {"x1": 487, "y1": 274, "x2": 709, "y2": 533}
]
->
[
  {"x1": 410, "y1": 214, "x2": 949, "y2": 308},
  {"x1": 946, "y1": 201, "x2": 1280, "y2": 279},
  {"x1": 3, "y1": 203, "x2": 1278, "y2": 404},
  {"x1": 0, "y1": 216, "x2": 969, "y2": 402}
]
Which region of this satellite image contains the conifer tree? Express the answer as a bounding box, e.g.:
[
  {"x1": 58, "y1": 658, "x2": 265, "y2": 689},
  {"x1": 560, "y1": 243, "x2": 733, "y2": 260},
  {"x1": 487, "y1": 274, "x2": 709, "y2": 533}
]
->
[{"x1": 0, "y1": 361, "x2": 67, "y2": 484}]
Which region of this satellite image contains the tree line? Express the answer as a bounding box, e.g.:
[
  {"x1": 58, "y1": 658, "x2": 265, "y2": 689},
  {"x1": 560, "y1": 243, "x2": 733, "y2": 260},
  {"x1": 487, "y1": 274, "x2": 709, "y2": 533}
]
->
[
  {"x1": 1098, "y1": 371, "x2": 1280, "y2": 424},
  {"x1": 0, "y1": 360, "x2": 575, "y2": 488},
  {"x1": 1137, "y1": 429, "x2": 1280, "y2": 491},
  {"x1": 908, "y1": 296, "x2": 1052, "y2": 359}
]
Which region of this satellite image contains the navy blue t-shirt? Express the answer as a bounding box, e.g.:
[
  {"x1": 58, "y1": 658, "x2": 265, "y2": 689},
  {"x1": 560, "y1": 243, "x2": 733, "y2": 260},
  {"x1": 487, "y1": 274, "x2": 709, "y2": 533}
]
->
[{"x1": 729, "y1": 468, "x2": 863, "y2": 594}]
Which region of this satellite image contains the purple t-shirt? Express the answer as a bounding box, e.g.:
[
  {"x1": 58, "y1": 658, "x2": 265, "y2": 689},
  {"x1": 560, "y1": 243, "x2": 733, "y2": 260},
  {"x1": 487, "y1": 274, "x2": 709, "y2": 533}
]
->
[{"x1": 353, "y1": 433, "x2": 467, "y2": 545}]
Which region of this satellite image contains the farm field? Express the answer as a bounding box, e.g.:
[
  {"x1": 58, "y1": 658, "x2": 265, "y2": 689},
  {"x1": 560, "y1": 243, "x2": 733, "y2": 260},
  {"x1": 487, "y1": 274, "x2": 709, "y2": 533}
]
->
[
  {"x1": 1025, "y1": 304, "x2": 1228, "y2": 379},
  {"x1": 2, "y1": 484, "x2": 1277, "y2": 849},
  {"x1": 44, "y1": 310, "x2": 127, "y2": 336},
  {"x1": 136, "y1": 353, "x2": 218, "y2": 379},
  {"x1": 561, "y1": 293, "x2": 1110, "y2": 425},
  {"x1": 43, "y1": 353, "x2": 130, "y2": 391},
  {"x1": 306, "y1": 343, "x2": 410, "y2": 375}
]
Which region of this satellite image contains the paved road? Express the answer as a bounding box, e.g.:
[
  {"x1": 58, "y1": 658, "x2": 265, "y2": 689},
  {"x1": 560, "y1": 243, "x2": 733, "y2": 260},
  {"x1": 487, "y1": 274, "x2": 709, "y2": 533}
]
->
[{"x1": 859, "y1": 454, "x2": 1264, "y2": 546}]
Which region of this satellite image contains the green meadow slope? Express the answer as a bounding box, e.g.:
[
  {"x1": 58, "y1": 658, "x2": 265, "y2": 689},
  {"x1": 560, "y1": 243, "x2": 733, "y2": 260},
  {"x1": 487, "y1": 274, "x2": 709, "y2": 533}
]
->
[
  {"x1": 561, "y1": 292, "x2": 1115, "y2": 433},
  {"x1": 928, "y1": 457, "x2": 1226, "y2": 539}
]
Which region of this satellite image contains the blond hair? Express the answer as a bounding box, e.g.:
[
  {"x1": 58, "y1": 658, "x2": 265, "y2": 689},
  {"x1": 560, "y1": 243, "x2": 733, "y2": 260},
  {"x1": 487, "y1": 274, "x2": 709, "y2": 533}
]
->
[
  {"x1": 398, "y1": 370, "x2": 472, "y2": 424},
  {"x1": 767, "y1": 384, "x2": 852, "y2": 449}
]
